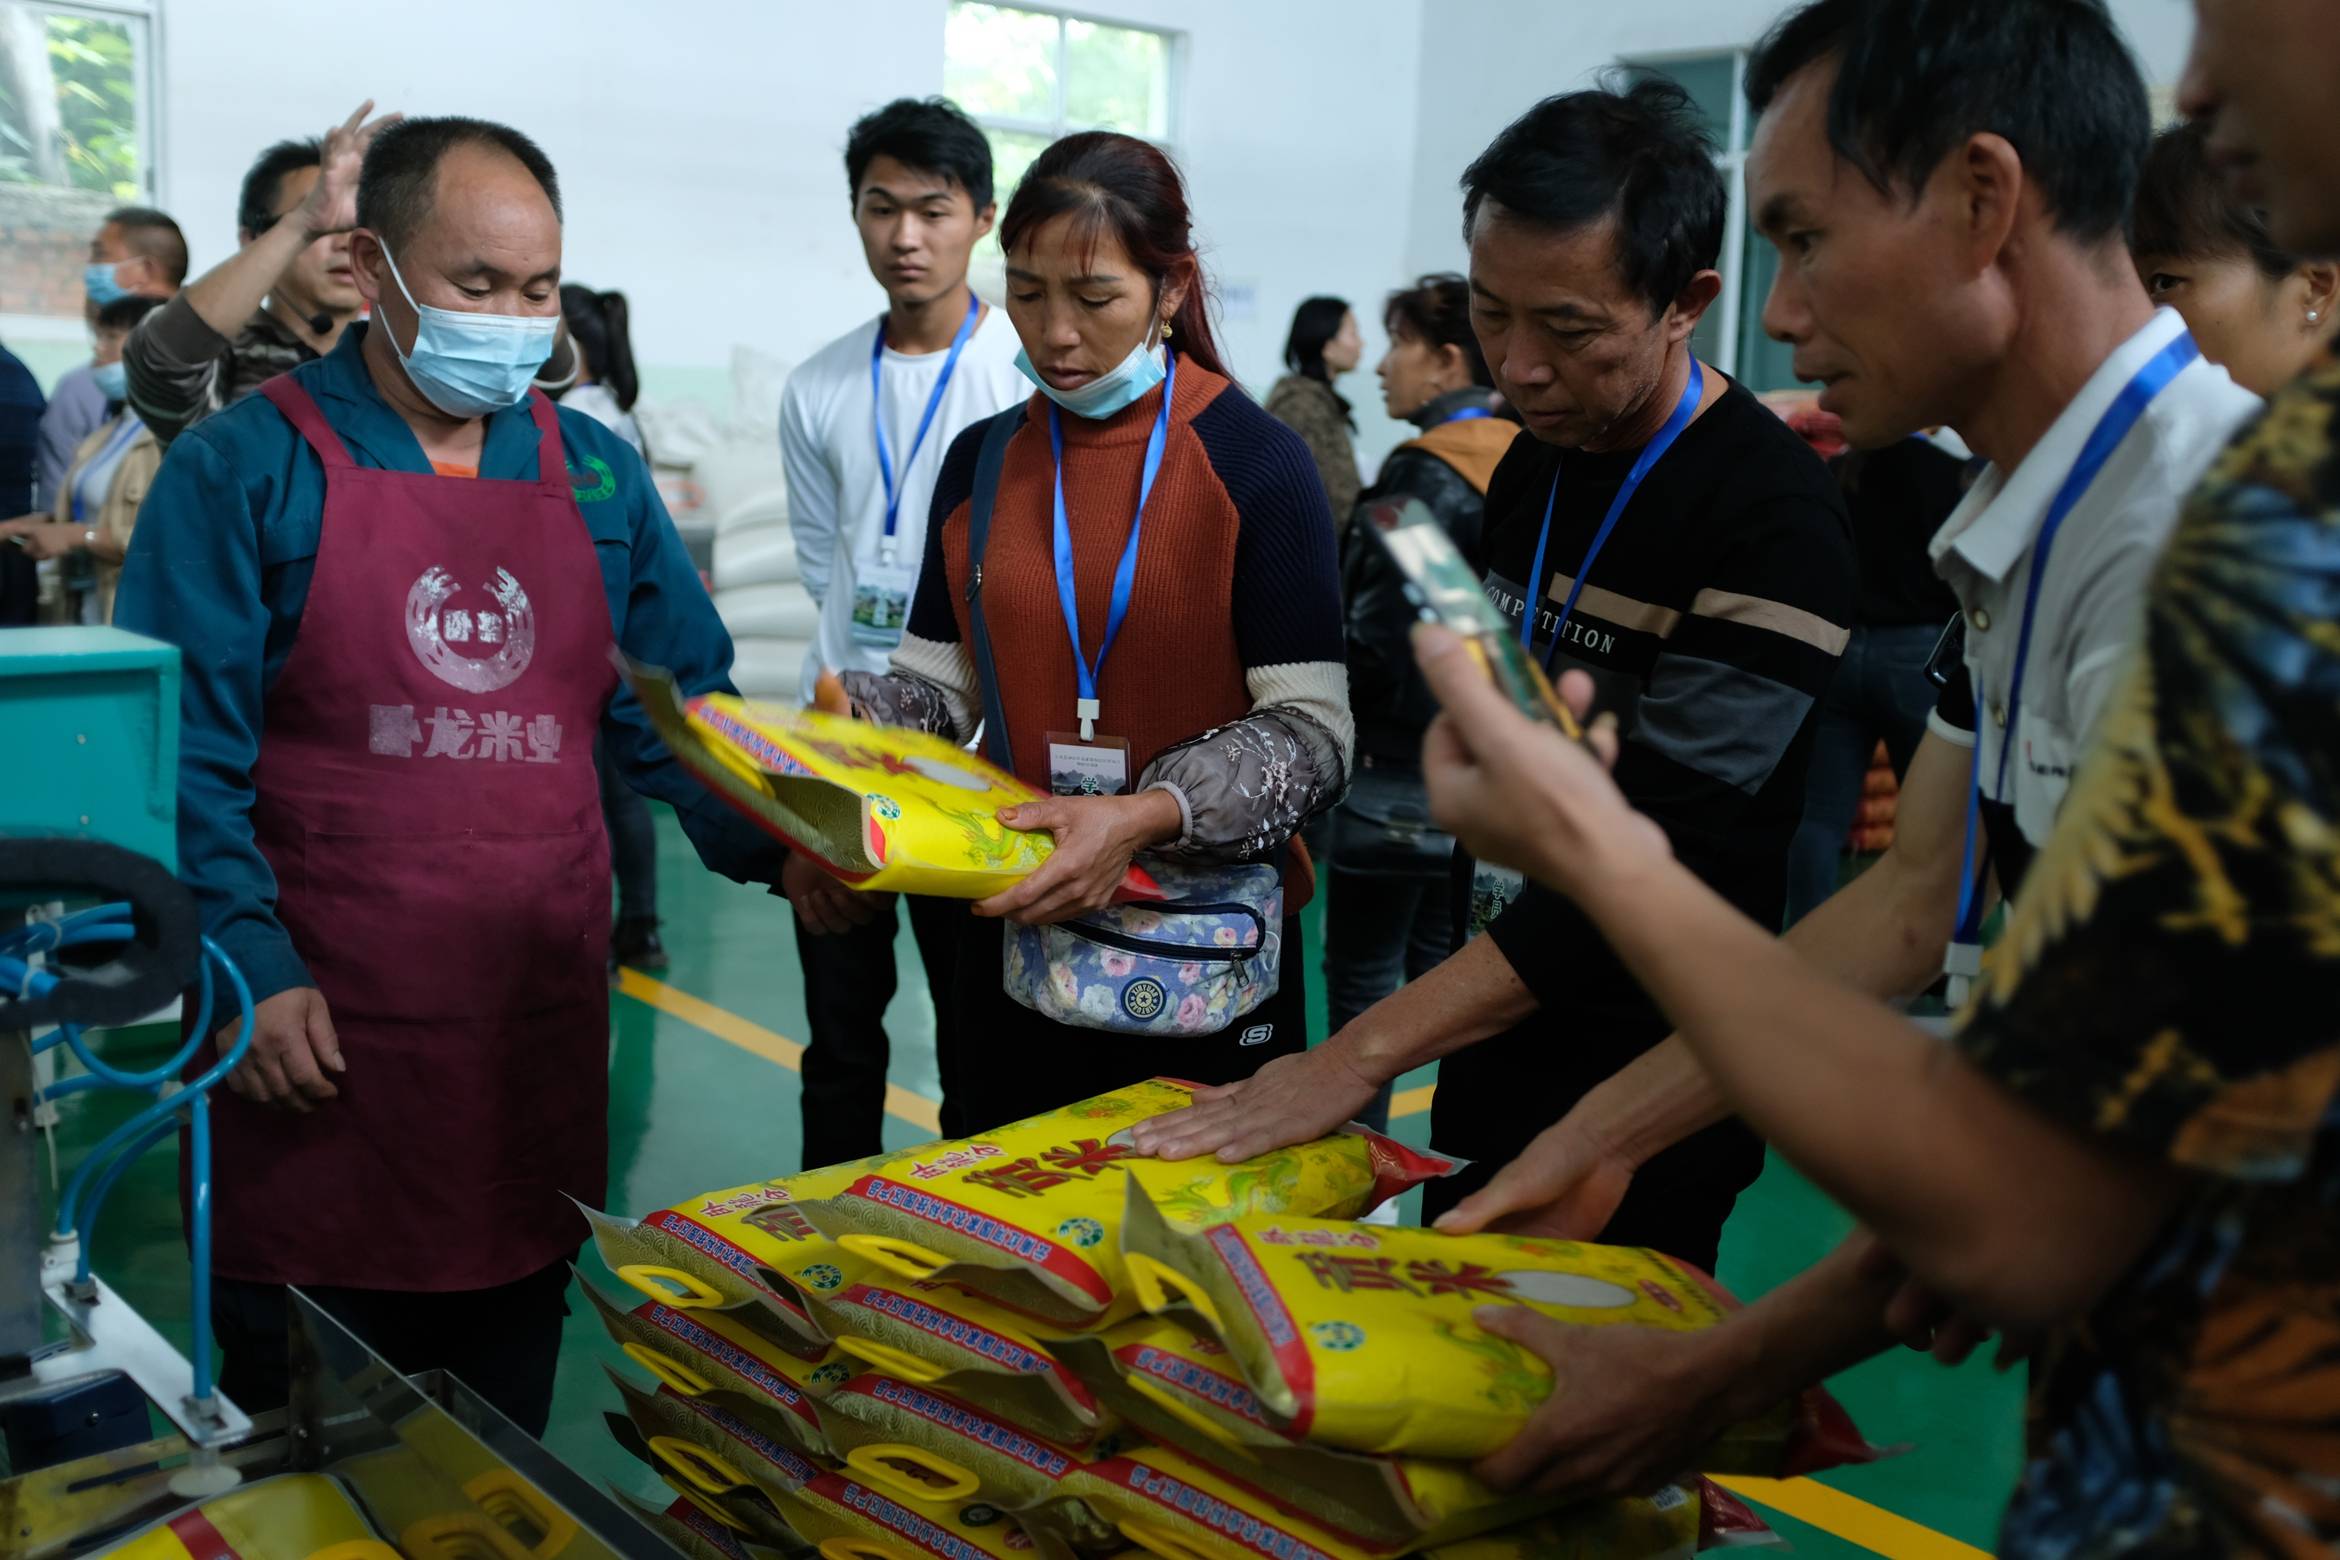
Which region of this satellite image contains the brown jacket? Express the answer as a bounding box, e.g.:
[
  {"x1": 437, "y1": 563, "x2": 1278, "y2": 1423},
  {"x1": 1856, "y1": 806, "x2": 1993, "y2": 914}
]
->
[
  {"x1": 50, "y1": 416, "x2": 161, "y2": 623},
  {"x1": 1263, "y1": 373, "x2": 1361, "y2": 522}
]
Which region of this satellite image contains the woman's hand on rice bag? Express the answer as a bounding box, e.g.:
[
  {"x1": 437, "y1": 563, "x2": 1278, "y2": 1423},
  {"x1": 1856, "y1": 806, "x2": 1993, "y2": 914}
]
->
[
  {"x1": 1470, "y1": 1307, "x2": 1735, "y2": 1498},
  {"x1": 1415, "y1": 625, "x2": 1660, "y2": 896},
  {"x1": 1432, "y1": 1114, "x2": 1635, "y2": 1241},
  {"x1": 1129, "y1": 1044, "x2": 1382, "y2": 1162},
  {"x1": 975, "y1": 791, "x2": 1182, "y2": 926},
  {"x1": 219, "y1": 985, "x2": 344, "y2": 1113},
  {"x1": 783, "y1": 851, "x2": 887, "y2": 935}
]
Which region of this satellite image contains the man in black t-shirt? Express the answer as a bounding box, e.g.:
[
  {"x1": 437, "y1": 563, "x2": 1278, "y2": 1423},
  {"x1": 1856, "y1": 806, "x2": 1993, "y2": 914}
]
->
[{"x1": 1134, "y1": 82, "x2": 1855, "y2": 1273}]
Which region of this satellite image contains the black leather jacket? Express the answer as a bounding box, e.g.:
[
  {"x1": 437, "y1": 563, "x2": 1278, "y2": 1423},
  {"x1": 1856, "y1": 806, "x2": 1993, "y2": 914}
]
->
[{"x1": 1343, "y1": 388, "x2": 1504, "y2": 767}]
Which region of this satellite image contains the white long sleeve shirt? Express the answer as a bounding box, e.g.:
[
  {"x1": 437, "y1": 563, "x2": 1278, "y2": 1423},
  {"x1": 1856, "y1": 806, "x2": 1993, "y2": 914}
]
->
[{"x1": 777, "y1": 305, "x2": 1028, "y2": 701}]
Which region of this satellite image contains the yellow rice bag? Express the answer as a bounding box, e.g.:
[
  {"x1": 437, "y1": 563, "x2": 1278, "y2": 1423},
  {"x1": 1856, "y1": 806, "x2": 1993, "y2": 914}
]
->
[
  {"x1": 1118, "y1": 1187, "x2": 1731, "y2": 1460},
  {"x1": 1066, "y1": 1440, "x2": 1398, "y2": 1560},
  {"x1": 607, "y1": 1482, "x2": 795, "y2": 1560},
  {"x1": 1053, "y1": 1317, "x2": 1554, "y2": 1548},
  {"x1": 581, "y1": 1158, "x2": 879, "y2": 1354},
  {"x1": 112, "y1": 1475, "x2": 393, "y2": 1560},
  {"x1": 1419, "y1": 1482, "x2": 1703, "y2": 1560},
  {"x1": 612, "y1": 1366, "x2": 1080, "y2": 1559},
  {"x1": 580, "y1": 1272, "x2": 843, "y2": 1455},
  {"x1": 626, "y1": 662, "x2": 1058, "y2": 897},
  {"x1": 816, "y1": 1370, "x2": 1123, "y2": 1553},
  {"x1": 787, "y1": 1245, "x2": 1115, "y2": 1446},
  {"x1": 797, "y1": 1078, "x2": 1459, "y2": 1329}
]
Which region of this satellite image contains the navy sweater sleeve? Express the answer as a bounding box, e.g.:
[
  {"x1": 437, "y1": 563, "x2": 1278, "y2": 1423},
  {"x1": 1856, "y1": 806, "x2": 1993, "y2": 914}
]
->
[{"x1": 1192, "y1": 391, "x2": 1345, "y2": 674}]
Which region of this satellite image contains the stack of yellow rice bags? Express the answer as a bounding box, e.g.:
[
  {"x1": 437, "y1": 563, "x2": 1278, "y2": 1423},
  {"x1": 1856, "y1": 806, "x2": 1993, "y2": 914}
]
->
[{"x1": 584, "y1": 1078, "x2": 1882, "y2": 1559}]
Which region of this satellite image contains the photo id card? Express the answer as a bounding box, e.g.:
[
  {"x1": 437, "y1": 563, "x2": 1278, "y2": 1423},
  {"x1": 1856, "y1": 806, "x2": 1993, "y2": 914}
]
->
[
  {"x1": 850, "y1": 554, "x2": 918, "y2": 647},
  {"x1": 1046, "y1": 731, "x2": 1132, "y2": 797}
]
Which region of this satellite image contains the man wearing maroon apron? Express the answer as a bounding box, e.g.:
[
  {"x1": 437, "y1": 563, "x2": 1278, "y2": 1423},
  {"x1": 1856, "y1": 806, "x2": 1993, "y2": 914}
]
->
[{"x1": 114, "y1": 117, "x2": 785, "y2": 1436}]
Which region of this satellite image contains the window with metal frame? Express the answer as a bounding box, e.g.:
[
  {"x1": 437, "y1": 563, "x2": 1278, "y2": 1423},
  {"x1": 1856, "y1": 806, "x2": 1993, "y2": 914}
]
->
[
  {"x1": 945, "y1": 2, "x2": 1179, "y2": 262},
  {"x1": 0, "y1": 0, "x2": 160, "y2": 324},
  {"x1": 1621, "y1": 51, "x2": 1805, "y2": 394}
]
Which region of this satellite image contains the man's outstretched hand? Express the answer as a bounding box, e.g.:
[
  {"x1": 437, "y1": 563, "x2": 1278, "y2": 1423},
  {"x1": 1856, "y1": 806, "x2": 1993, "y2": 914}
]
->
[
  {"x1": 1433, "y1": 1113, "x2": 1637, "y2": 1240},
  {"x1": 1127, "y1": 1046, "x2": 1382, "y2": 1162}
]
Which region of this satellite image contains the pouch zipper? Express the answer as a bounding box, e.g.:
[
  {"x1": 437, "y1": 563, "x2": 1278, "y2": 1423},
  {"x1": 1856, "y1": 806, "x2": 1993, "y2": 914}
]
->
[{"x1": 1067, "y1": 901, "x2": 1267, "y2": 964}]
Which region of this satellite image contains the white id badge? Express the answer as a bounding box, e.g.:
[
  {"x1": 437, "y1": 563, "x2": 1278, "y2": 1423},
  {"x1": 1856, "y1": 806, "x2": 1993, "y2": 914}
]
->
[
  {"x1": 1468, "y1": 859, "x2": 1525, "y2": 941},
  {"x1": 1046, "y1": 732, "x2": 1132, "y2": 797},
  {"x1": 849, "y1": 554, "x2": 918, "y2": 647}
]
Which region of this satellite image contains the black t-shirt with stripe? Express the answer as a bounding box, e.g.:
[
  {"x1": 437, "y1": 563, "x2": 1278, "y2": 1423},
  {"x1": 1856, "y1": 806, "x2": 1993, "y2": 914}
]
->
[{"x1": 1432, "y1": 372, "x2": 1857, "y2": 1268}]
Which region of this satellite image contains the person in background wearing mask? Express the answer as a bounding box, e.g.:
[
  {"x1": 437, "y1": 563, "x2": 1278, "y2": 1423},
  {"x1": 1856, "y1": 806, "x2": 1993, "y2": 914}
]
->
[
  {"x1": 841, "y1": 130, "x2": 1350, "y2": 1132},
  {"x1": 1265, "y1": 297, "x2": 1364, "y2": 521},
  {"x1": 2, "y1": 295, "x2": 167, "y2": 623},
  {"x1": 1323, "y1": 273, "x2": 1514, "y2": 1132},
  {"x1": 554, "y1": 280, "x2": 665, "y2": 973},
  {"x1": 125, "y1": 102, "x2": 581, "y2": 451},
  {"x1": 113, "y1": 116, "x2": 786, "y2": 1435},
  {"x1": 36, "y1": 207, "x2": 185, "y2": 502},
  {"x1": 1138, "y1": 84, "x2": 1854, "y2": 1279},
  {"x1": 2132, "y1": 118, "x2": 2340, "y2": 396},
  {"x1": 777, "y1": 97, "x2": 1027, "y2": 1166}
]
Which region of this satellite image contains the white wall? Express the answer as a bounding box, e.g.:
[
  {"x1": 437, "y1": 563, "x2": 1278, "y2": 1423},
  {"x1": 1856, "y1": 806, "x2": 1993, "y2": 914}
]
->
[
  {"x1": 148, "y1": 0, "x2": 1427, "y2": 464},
  {"x1": 1397, "y1": 0, "x2": 2210, "y2": 348},
  {"x1": 69, "y1": 0, "x2": 2214, "y2": 470}
]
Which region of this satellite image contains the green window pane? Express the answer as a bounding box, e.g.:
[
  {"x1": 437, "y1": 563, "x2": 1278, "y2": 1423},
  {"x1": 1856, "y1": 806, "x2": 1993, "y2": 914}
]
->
[
  {"x1": 1621, "y1": 54, "x2": 1737, "y2": 151},
  {"x1": 988, "y1": 128, "x2": 1053, "y2": 209},
  {"x1": 1735, "y1": 215, "x2": 1810, "y2": 393},
  {"x1": 1063, "y1": 19, "x2": 1169, "y2": 139},
  {"x1": 945, "y1": 2, "x2": 1059, "y2": 125},
  {"x1": 974, "y1": 128, "x2": 1054, "y2": 271}
]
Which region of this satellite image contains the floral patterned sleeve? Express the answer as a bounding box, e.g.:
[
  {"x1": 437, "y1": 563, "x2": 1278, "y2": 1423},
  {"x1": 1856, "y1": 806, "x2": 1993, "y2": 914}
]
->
[{"x1": 1952, "y1": 373, "x2": 2340, "y2": 1182}]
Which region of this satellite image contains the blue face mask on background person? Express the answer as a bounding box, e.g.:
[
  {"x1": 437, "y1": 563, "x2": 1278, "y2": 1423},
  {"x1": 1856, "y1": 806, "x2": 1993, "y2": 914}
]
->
[
  {"x1": 85, "y1": 262, "x2": 131, "y2": 308},
  {"x1": 377, "y1": 241, "x2": 558, "y2": 419},
  {"x1": 92, "y1": 361, "x2": 128, "y2": 401},
  {"x1": 1016, "y1": 326, "x2": 1168, "y2": 420}
]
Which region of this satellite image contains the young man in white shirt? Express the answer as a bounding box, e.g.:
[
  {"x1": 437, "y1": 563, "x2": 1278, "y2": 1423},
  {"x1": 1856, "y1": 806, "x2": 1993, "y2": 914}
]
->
[{"x1": 777, "y1": 97, "x2": 1027, "y2": 1169}]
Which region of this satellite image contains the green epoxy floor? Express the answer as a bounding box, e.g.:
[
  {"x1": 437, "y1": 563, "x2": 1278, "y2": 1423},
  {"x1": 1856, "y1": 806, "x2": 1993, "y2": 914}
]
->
[{"x1": 53, "y1": 811, "x2": 2023, "y2": 1556}]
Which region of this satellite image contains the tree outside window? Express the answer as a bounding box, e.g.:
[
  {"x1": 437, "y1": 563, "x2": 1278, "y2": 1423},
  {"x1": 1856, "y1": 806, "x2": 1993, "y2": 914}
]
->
[
  {"x1": 944, "y1": 3, "x2": 1179, "y2": 270},
  {"x1": 0, "y1": 1, "x2": 156, "y2": 322}
]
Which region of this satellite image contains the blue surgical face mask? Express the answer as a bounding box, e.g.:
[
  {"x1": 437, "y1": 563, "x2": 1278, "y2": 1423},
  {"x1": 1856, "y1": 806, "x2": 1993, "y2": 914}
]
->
[
  {"x1": 92, "y1": 361, "x2": 128, "y2": 401},
  {"x1": 1016, "y1": 329, "x2": 1168, "y2": 420},
  {"x1": 377, "y1": 241, "x2": 558, "y2": 419},
  {"x1": 85, "y1": 262, "x2": 130, "y2": 308}
]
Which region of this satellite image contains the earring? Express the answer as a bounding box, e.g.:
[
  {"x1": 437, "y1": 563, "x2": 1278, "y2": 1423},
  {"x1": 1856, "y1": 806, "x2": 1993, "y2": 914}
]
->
[
  {"x1": 2311, "y1": 309, "x2": 2324, "y2": 325},
  {"x1": 1161, "y1": 319, "x2": 1175, "y2": 341}
]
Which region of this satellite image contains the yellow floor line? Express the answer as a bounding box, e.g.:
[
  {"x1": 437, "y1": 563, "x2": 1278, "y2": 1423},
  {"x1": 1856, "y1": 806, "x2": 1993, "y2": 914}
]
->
[
  {"x1": 1714, "y1": 1476, "x2": 1991, "y2": 1560},
  {"x1": 614, "y1": 967, "x2": 941, "y2": 1134},
  {"x1": 615, "y1": 972, "x2": 1978, "y2": 1560}
]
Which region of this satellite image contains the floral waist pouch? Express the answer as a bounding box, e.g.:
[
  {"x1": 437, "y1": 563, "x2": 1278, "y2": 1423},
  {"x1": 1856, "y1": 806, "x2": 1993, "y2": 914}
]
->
[{"x1": 1001, "y1": 857, "x2": 1284, "y2": 1035}]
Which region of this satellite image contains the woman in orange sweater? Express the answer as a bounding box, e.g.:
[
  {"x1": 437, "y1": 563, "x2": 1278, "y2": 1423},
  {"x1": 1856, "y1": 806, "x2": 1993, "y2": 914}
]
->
[{"x1": 839, "y1": 132, "x2": 1353, "y2": 1131}]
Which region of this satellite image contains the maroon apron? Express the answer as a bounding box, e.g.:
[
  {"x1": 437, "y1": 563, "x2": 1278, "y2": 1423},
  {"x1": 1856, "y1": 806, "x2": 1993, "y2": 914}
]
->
[{"x1": 212, "y1": 375, "x2": 615, "y2": 1292}]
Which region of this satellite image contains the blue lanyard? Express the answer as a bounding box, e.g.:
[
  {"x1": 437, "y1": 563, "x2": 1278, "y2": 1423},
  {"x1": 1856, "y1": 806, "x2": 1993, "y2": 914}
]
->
[
  {"x1": 1949, "y1": 331, "x2": 2199, "y2": 944},
  {"x1": 1050, "y1": 346, "x2": 1177, "y2": 740},
  {"x1": 1440, "y1": 406, "x2": 1493, "y2": 425},
  {"x1": 870, "y1": 293, "x2": 980, "y2": 558},
  {"x1": 1519, "y1": 359, "x2": 1704, "y2": 668}
]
